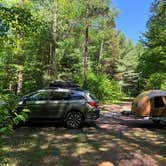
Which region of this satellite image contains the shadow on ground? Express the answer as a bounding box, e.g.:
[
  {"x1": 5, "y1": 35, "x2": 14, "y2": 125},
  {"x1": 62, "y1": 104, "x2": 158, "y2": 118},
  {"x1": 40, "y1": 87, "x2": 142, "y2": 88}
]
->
[
  {"x1": 0, "y1": 117, "x2": 166, "y2": 166},
  {"x1": 1, "y1": 100, "x2": 166, "y2": 166}
]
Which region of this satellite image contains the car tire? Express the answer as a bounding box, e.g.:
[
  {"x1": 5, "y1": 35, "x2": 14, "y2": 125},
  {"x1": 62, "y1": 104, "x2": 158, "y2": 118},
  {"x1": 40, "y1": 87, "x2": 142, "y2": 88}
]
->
[{"x1": 65, "y1": 111, "x2": 83, "y2": 129}]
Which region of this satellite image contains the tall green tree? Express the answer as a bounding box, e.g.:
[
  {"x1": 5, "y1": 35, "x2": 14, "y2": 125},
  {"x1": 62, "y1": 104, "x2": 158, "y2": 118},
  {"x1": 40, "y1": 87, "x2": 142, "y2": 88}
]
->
[
  {"x1": 116, "y1": 37, "x2": 144, "y2": 95},
  {"x1": 88, "y1": 0, "x2": 118, "y2": 74},
  {"x1": 139, "y1": 0, "x2": 166, "y2": 89},
  {"x1": 0, "y1": 0, "x2": 139, "y2": 97},
  {"x1": 0, "y1": 1, "x2": 38, "y2": 92}
]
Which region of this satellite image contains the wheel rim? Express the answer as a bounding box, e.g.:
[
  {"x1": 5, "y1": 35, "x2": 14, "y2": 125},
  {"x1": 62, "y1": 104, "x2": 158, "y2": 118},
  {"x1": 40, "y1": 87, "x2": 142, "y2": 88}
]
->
[{"x1": 66, "y1": 112, "x2": 82, "y2": 128}]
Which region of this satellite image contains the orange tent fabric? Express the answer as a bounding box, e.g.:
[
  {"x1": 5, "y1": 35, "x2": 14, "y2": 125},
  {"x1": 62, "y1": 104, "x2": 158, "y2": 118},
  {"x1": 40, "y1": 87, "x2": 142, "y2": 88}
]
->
[{"x1": 132, "y1": 90, "x2": 166, "y2": 117}]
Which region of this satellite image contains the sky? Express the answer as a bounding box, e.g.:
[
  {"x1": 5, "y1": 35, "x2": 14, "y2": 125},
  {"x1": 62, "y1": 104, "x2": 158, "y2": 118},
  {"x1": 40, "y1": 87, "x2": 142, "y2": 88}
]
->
[{"x1": 111, "y1": 0, "x2": 154, "y2": 45}]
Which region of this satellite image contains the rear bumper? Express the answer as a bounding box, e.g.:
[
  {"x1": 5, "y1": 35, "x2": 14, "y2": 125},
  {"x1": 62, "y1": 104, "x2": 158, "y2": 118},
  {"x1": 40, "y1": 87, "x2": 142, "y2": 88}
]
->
[{"x1": 86, "y1": 108, "x2": 100, "y2": 120}]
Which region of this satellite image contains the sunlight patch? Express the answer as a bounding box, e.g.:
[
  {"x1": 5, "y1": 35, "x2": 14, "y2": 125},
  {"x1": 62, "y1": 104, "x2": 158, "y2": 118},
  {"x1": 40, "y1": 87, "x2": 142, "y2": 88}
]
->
[{"x1": 99, "y1": 161, "x2": 115, "y2": 166}]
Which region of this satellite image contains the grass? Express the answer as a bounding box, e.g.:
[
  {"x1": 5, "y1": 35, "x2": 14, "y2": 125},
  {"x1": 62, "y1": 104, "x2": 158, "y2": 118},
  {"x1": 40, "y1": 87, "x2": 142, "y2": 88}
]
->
[{"x1": 0, "y1": 121, "x2": 166, "y2": 166}]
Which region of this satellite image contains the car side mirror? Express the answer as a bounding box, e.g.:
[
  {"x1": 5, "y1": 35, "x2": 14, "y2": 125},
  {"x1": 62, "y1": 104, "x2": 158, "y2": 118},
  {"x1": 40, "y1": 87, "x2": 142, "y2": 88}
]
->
[
  {"x1": 22, "y1": 98, "x2": 28, "y2": 104},
  {"x1": 22, "y1": 99, "x2": 26, "y2": 104}
]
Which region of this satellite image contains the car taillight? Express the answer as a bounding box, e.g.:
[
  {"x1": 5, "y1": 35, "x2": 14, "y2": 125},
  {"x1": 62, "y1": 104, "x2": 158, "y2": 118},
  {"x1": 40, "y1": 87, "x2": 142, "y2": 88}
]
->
[{"x1": 87, "y1": 101, "x2": 97, "y2": 107}]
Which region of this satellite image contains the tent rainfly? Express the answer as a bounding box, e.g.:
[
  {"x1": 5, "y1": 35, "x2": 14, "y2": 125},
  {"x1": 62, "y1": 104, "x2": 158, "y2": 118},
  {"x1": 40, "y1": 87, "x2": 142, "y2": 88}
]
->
[{"x1": 132, "y1": 90, "x2": 166, "y2": 124}]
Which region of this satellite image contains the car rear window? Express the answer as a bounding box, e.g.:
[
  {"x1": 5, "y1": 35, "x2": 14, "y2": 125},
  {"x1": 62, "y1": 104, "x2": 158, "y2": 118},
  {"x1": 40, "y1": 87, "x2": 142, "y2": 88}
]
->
[
  {"x1": 49, "y1": 91, "x2": 69, "y2": 100},
  {"x1": 89, "y1": 94, "x2": 97, "y2": 101},
  {"x1": 69, "y1": 92, "x2": 85, "y2": 100}
]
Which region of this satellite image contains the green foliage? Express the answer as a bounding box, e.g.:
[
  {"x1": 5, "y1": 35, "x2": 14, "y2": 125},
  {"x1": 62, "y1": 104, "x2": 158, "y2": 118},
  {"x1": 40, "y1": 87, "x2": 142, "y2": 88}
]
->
[
  {"x1": 145, "y1": 72, "x2": 166, "y2": 91},
  {"x1": 140, "y1": 0, "x2": 166, "y2": 79},
  {"x1": 116, "y1": 38, "x2": 144, "y2": 96},
  {"x1": 138, "y1": 0, "x2": 166, "y2": 92},
  {"x1": 0, "y1": 95, "x2": 29, "y2": 135},
  {"x1": 0, "y1": 0, "x2": 147, "y2": 104},
  {"x1": 22, "y1": 81, "x2": 39, "y2": 94},
  {"x1": 86, "y1": 73, "x2": 121, "y2": 103},
  {"x1": 161, "y1": 82, "x2": 166, "y2": 91}
]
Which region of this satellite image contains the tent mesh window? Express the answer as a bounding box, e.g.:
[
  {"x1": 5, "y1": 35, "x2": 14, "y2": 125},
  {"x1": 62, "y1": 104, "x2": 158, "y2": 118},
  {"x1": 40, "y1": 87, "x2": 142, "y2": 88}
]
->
[{"x1": 154, "y1": 97, "x2": 165, "y2": 108}]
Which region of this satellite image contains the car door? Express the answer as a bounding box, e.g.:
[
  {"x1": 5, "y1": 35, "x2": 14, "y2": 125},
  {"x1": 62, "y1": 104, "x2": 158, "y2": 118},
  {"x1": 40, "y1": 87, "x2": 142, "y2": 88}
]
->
[
  {"x1": 24, "y1": 90, "x2": 50, "y2": 118},
  {"x1": 48, "y1": 91, "x2": 70, "y2": 118}
]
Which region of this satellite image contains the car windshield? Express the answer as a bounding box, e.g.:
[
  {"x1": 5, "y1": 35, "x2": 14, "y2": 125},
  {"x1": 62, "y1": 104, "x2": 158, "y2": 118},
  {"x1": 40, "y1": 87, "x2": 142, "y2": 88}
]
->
[
  {"x1": 23, "y1": 91, "x2": 38, "y2": 99},
  {"x1": 29, "y1": 91, "x2": 49, "y2": 100}
]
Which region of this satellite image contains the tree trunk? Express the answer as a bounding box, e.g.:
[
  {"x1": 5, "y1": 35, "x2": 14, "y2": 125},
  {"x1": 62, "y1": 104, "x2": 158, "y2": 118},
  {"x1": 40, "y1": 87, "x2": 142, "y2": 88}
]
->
[
  {"x1": 17, "y1": 0, "x2": 25, "y2": 94},
  {"x1": 19, "y1": 0, "x2": 25, "y2": 7},
  {"x1": 9, "y1": 82, "x2": 12, "y2": 92},
  {"x1": 83, "y1": 0, "x2": 90, "y2": 86},
  {"x1": 17, "y1": 71, "x2": 23, "y2": 94},
  {"x1": 98, "y1": 40, "x2": 104, "y2": 71},
  {"x1": 50, "y1": 0, "x2": 58, "y2": 80}
]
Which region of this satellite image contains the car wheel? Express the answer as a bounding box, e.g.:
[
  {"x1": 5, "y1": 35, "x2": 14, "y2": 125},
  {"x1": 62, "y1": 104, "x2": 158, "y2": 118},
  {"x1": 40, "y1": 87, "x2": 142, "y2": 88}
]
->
[{"x1": 65, "y1": 111, "x2": 83, "y2": 129}]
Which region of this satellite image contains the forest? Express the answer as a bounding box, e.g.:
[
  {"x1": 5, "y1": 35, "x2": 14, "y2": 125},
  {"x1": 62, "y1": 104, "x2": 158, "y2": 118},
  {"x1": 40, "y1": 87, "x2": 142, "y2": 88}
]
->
[
  {"x1": 0, "y1": 0, "x2": 166, "y2": 98},
  {"x1": 0, "y1": 0, "x2": 165, "y2": 133}
]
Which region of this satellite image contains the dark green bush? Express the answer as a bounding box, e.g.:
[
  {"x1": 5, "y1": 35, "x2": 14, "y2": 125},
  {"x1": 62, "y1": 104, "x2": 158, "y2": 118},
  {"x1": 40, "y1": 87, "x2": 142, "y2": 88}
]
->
[{"x1": 86, "y1": 73, "x2": 122, "y2": 103}]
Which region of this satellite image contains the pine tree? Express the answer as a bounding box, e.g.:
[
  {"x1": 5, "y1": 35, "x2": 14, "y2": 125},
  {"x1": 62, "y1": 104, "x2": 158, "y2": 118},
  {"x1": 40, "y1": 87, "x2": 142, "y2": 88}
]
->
[{"x1": 139, "y1": 0, "x2": 166, "y2": 90}]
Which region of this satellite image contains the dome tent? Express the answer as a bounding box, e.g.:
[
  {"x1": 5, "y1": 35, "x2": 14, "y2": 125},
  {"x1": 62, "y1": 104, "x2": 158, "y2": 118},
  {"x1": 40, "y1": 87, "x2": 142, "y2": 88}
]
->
[{"x1": 132, "y1": 90, "x2": 166, "y2": 118}]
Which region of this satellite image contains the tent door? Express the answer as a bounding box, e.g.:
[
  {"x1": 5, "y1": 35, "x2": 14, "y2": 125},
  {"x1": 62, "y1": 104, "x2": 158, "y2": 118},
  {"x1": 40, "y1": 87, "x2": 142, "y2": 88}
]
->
[{"x1": 150, "y1": 96, "x2": 166, "y2": 117}]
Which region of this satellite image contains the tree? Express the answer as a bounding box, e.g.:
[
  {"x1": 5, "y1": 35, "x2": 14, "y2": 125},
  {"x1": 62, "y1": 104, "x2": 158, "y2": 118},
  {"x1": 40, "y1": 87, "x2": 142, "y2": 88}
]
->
[
  {"x1": 0, "y1": 2, "x2": 38, "y2": 93},
  {"x1": 83, "y1": 0, "x2": 90, "y2": 86},
  {"x1": 116, "y1": 39, "x2": 144, "y2": 95},
  {"x1": 50, "y1": 0, "x2": 58, "y2": 80},
  {"x1": 139, "y1": 0, "x2": 166, "y2": 89},
  {"x1": 87, "y1": 0, "x2": 118, "y2": 74},
  {"x1": 0, "y1": 0, "x2": 138, "y2": 98}
]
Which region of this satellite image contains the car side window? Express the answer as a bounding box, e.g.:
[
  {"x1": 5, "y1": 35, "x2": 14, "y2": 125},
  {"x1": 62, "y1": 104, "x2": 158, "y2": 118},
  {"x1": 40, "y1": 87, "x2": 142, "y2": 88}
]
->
[
  {"x1": 49, "y1": 91, "x2": 69, "y2": 100},
  {"x1": 153, "y1": 97, "x2": 165, "y2": 108},
  {"x1": 29, "y1": 91, "x2": 49, "y2": 101},
  {"x1": 69, "y1": 92, "x2": 85, "y2": 100}
]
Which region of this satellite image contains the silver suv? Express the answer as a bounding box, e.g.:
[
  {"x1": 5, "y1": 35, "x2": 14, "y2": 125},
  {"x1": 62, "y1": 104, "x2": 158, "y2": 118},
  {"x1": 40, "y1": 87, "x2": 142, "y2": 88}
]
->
[{"x1": 17, "y1": 88, "x2": 100, "y2": 128}]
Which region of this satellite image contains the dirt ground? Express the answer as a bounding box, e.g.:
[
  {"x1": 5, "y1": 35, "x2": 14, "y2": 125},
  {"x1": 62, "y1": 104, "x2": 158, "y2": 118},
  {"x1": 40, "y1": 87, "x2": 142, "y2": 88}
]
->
[
  {"x1": 97, "y1": 102, "x2": 166, "y2": 166},
  {"x1": 0, "y1": 102, "x2": 166, "y2": 166}
]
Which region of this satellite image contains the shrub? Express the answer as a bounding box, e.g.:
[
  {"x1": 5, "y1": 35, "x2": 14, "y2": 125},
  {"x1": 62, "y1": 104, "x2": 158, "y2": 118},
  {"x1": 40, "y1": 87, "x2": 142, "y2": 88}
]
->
[
  {"x1": 0, "y1": 94, "x2": 29, "y2": 135},
  {"x1": 86, "y1": 73, "x2": 121, "y2": 103},
  {"x1": 161, "y1": 81, "x2": 166, "y2": 91}
]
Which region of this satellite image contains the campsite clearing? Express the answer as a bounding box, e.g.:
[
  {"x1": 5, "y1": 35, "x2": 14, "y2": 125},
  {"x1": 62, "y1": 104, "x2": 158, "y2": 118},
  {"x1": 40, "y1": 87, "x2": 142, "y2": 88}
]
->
[{"x1": 1, "y1": 102, "x2": 166, "y2": 166}]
